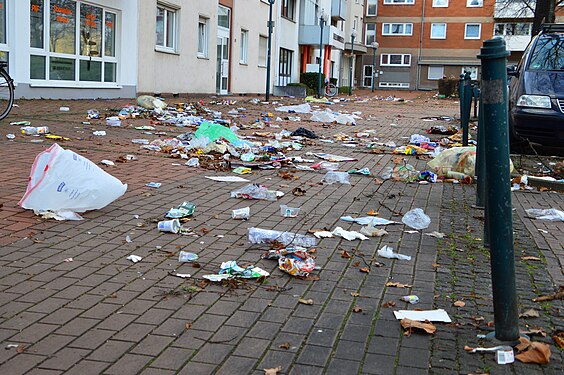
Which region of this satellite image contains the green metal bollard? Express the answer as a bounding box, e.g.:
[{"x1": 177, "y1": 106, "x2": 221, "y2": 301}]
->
[
  {"x1": 475, "y1": 92, "x2": 485, "y2": 209},
  {"x1": 477, "y1": 38, "x2": 519, "y2": 344},
  {"x1": 462, "y1": 71, "x2": 472, "y2": 146},
  {"x1": 459, "y1": 74, "x2": 465, "y2": 134}
]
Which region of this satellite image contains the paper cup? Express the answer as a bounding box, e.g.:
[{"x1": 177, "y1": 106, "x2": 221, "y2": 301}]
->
[{"x1": 157, "y1": 219, "x2": 180, "y2": 233}]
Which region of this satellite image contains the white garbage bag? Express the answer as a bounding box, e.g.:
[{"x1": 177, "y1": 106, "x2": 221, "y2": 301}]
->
[{"x1": 18, "y1": 144, "x2": 127, "y2": 214}]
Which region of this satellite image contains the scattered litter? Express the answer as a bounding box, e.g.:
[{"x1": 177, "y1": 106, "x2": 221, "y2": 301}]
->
[
  {"x1": 93, "y1": 130, "x2": 106, "y2": 136},
  {"x1": 360, "y1": 225, "x2": 388, "y2": 237},
  {"x1": 332, "y1": 227, "x2": 369, "y2": 241},
  {"x1": 322, "y1": 171, "x2": 350, "y2": 185},
  {"x1": 280, "y1": 205, "x2": 300, "y2": 218},
  {"x1": 172, "y1": 273, "x2": 191, "y2": 279},
  {"x1": 186, "y1": 158, "x2": 200, "y2": 167},
  {"x1": 402, "y1": 208, "x2": 431, "y2": 230},
  {"x1": 18, "y1": 144, "x2": 127, "y2": 217},
  {"x1": 232, "y1": 167, "x2": 252, "y2": 174},
  {"x1": 127, "y1": 255, "x2": 142, "y2": 263},
  {"x1": 314, "y1": 153, "x2": 357, "y2": 162},
  {"x1": 393, "y1": 309, "x2": 452, "y2": 322},
  {"x1": 348, "y1": 168, "x2": 371, "y2": 175},
  {"x1": 137, "y1": 95, "x2": 167, "y2": 110},
  {"x1": 125, "y1": 235, "x2": 132, "y2": 243},
  {"x1": 202, "y1": 274, "x2": 231, "y2": 282},
  {"x1": 59, "y1": 106, "x2": 70, "y2": 111},
  {"x1": 525, "y1": 208, "x2": 564, "y2": 221},
  {"x1": 400, "y1": 295, "x2": 420, "y2": 304},
  {"x1": 264, "y1": 247, "x2": 315, "y2": 277},
  {"x1": 63, "y1": 258, "x2": 73, "y2": 262},
  {"x1": 312, "y1": 231, "x2": 333, "y2": 239},
  {"x1": 400, "y1": 318, "x2": 436, "y2": 335},
  {"x1": 166, "y1": 202, "x2": 196, "y2": 219},
  {"x1": 106, "y1": 116, "x2": 121, "y2": 126},
  {"x1": 520, "y1": 308, "x2": 540, "y2": 318},
  {"x1": 249, "y1": 227, "x2": 317, "y2": 247},
  {"x1": 427, "y1": 146, "x2": 476, "y2": 176},
  {"x1": 264, "y1": 367, "x2": 282, "y2": 375},
  {"x1": 231, "y1": 184, "x2": 283, "y2": 201},
  {"x1": 100, "y1": 160, "x2": 115, "y2": 166},
  {"x1": 205, "y1": 176, "x2": 250, "y2": 182},
  {"x1": 386, "y1": 282, "x2": 412, "y2": 288},
  {"x1": 218, "y1": 260, "x2": 269, "y2": 278},
  {"x1": 341, "y1": 216, "x2": 397, "y2": 226},
  {"x1": 232, "y1": 207, "x2": 250, "y2": 220},
  {"x1": 275, "y1": 103, "x2": 311, "y2": 113},
  {"x1": 378, "y1": 246, "x2": 411, "y2": 260},
  {"x1": 35, "y1": 210, "x2": 84, "y2": 221},
  {"x1": 290, "y1": 127, "x2": 318, "y2": 138},
  {"x1": 298, "y1": 298, "x2": 314, "y2": 305},
  {"x1": 178, "y1": 251, "x2": 199, "y2": 262},
  {"x1": 425, "y1": 231, "x2": 445, "y2": 239},
  {"x1": 6, "y1": 134, "x2": 15, "y2": 139},
  {"x1": 146, "y1": 182, "x2": 161, "y2": 188},
  {"x1": 453, "y1": 300, "x2": 465, "y2": 307},
  {"x1": 292, "y1": 187, "x2": 306, "y2": 196},
  {"x1": 157, "y1": 219, "x2": 181, "y2": 233}
]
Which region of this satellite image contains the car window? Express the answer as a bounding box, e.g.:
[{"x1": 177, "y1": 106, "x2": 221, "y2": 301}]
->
[{"x1": 527, "y1": 35, "x2": 564, "y2": 71}]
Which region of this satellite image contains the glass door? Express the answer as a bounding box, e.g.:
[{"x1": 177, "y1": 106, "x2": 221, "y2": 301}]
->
[
  {"x1": 216, "y1": 31, "x2": 229, "y2": 94},
  {"x1": 363, "y1": 65, "x2": 373, "y2": 87}
]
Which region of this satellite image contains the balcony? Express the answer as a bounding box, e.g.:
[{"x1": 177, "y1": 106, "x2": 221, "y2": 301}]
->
[
  {"x1": 502, "y1": 35, "x2": 532, "y2": 51},
  {"x1": 299, "y1": 25, "x2": 346, "y2": 49},
  {"x1": 494, "y1": 0, "x2": 533, "y2": 18},
  {"x1": 331, "y1": 0, "x2": 346, "y2": 21}
]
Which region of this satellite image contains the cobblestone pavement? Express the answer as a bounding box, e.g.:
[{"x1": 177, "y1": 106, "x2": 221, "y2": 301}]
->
[{"x1": 0, "y1": 92, "x2": 562, "y2": 375}]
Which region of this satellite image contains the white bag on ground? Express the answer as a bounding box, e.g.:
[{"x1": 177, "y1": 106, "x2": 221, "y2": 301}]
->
[{"x1": 18, "y1": 143, "x2": 127, "y2": 213}]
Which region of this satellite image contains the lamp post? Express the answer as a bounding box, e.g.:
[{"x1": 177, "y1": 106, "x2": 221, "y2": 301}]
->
[
  {"x1": 349, "y1": 29, "x2": 357, "y2": 96},
  {"x1": 317, "y1": 11, "x2": 329, "y2": 98},
  {"x1": 265, "y1": 0, "x2": 275, "y2": 101},
  {"x1": 371, "y1": 41, "x2": 379, "y2": 93}
]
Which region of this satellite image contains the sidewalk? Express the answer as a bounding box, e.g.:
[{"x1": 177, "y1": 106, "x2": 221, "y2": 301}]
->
[{"x1": 0, "y1": 92, "x2": 562, "y2": 375}]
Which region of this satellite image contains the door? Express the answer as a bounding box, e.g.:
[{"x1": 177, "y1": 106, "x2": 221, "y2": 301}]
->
[
  {"x1": 363, "y1": 65, "x2": 373, "y2": 87},
  {"x1": 216, "y1": 32, "x2": 229, "y2": 94}
]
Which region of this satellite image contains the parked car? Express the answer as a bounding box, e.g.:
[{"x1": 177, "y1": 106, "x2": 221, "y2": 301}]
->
[{"x1": 508, "y1": 24, "x2": 564, "y2": 150}]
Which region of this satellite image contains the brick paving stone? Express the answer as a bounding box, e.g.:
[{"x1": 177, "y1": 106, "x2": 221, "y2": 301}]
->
[
  {"x1": 295, "y1": 345, "x2": 333, "y2": 367},
  {"x1": 103, "y1": 354, "x2": 152, "y2": 375},
  {"x1": 130, "y1": 334, "x2": 174, "y2": 356},
  {"x1": 149, "y1": 347, "x2": 193, "y2": 371},
  {"x1": 38, "y1": 348, "x2": 91, "y2": 371},
  {"x1": 0, "y1": 354, "x2": 47, "y2": 375},
  {"x1": 190, "y1": 343, "x2": 234, "y2": 365},
  {"x1": 232, "y1": 337, "x2": 270, "y2": 359},
  {"x1": 27, "y1": 369, "x2": 63, "y2": 375},
  {"x1": 177, "y1": 361, "x2": 217, "y2": 375},
  {"x1": 325, "y1": 359, "x2": 361, "y2": 375}
]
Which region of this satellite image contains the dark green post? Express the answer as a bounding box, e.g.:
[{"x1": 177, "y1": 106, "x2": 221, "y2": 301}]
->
[
  {"x1": 459, "y1": 74, "x2": 465, "y2": 130},
  {"x1": 462, "y1": 71, "x2": 472, "y2": 146},
  {"x1": 475, "y1": 91, "x2": 485, "y2": 209},
  {"x1": 477, "y1": 38, "x2": 519, "y2": 344},
  {"x1": 265, "y1": 0, "x2": 275, "y2": 101}
]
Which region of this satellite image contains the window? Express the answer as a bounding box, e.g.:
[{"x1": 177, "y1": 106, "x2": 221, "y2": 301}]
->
[
  {"x1": 281, "y1": 0, "x2": 295, "y2": 20},
  {"x1": 218, "y1": 6, "x2": 229, "y2": 29},
  {"x1": 428, "y1": 65, "x2": 444, "y2": 80},
  {"x1": 198, "y1": 17, "x2": 208, "y2": 57},
  {"x1": 156, "y1": 4, "x2": 177, "y2": 51},
  {"x1": 430, "y1": 23, "x2": 446, "y2": 39},
  {"x1": 258, "y1": 35, "x2": 267, "y2": 67},
  {"x1": 382, "y1": 23, "x2": 413, "y2": 36},
  {"x1": 30, "y1": 1, "x2": 118, "y2": 83},
  {"x1": 278, "y1": 48, "x2": 293, "y2": 86},
  {"x1": 380, "y1": 54, "x2": 411, "y2": 66},
  {"x1": 367, "y1": 0, "x2": 377, "y2": 16},
  {"x1": 365, "y1": 23, "x2": 376, "y2": 45},
  {"x1": 494, "y1": 23, "x2": 532, "y2": 36},
  {"x1": 467, "y1": 0, "x2": 483, "y2": 7},
  {"x1": 462, "y1": 66, "x2": 478, "y2": 80},
  {"x1": 240, "y1": 29, "x2": 248, "y2": 64},
  {"x1": 432, "y1": 0, "x2": 448, "y2": 6},
  {"x1": 383, "y1": 0, "x2": 415, "y2": 4},
  {"x1": 465, "y1": 23, "x2": 481, "y2": 39}
]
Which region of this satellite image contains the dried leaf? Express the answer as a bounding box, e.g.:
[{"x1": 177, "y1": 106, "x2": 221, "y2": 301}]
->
[
  {"x1": 292, "y1": 187, "x2": 306, "y2": 196},
  {"x1": 279, "y1": 342, "x2": 291, "y2": 350},
  {"x1": 340, "y1": 250, "x2": 351, "y2": 259},
  {"x1": 552, "y1": 330, "x2": 564, "y2": 349},
  {"x1": 533, "y1": 286, "x2": 564, "y2": 302},
  {"x1": 352, "y1": 306, "x2": 363, "y2": 313},
  {"x1": 522, "y1": 256, "x2": 541, "y2": 261},
  {"x1": 386, "y1": 281, "x2": 412, "y2": 288},
  {"x1": 486, "y1": 321, "x2": 494, "y2": 327},
  {"x1": 351, "y1": 292, "x2": 360, "y2": 297},
  {"x1": 519, "y1": 308, "x2": 540, "y2": 318},
  {"x1": 521, "y1": 328, "x2": 547, "y2": 337},
  {"x1": 298, "y1": 298, "x2": 314, "y2": 305},
  {"x1": 515, "y1": 341, "x2": 551, "y2": 364},
  {"x1": 400, "y1": 318, "x2": 436, "y2": 335},
  {"x1": 470, "y1": 316, "x2": 484, "y2": 322},
  {"x1": 264, "y1": 367, "x2": 282, "y2": 375},
  {"x1": 453, "y1": 300, "x2": 466, "y2": 307},
  {"x1": 383, "y1": 300, "x2": 396, "y2": 308},
  {"x1": 352, "y1": 261, "x2": 360, "y2": 267},
  {"x1": 16, "y1": 344, "x2": 26, "y2": 354},
  {"x1": 464, "y1": 345, "x2": 475, "y2": 352},
  {"x1": 359, "y1": 267, "x2": 370, "y2": 273},
  {"x1": 366, "y1": 210, "x2": 379, "y2": 216},
  {"x1": 185, "y1": 322, "x2": 193, "y2": 330}
]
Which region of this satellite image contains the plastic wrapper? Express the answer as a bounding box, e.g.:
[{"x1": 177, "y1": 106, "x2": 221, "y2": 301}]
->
[
  {"x1": 231, "y1": 184, "x2": 281, "y2": 201},
  {"x1": 427, "y1": 146, "x2": 477, "y2": 176},
  {"x1": 264, "y1": 247, "x2": 315, "y2": 277},
  {"x1": 165, "y1": 202, "x2": 196, "y2": 218},
  {"x1": 336, "y1": 113, "x2": 356, "y2": 125},
  {"x1": 218, "y1": 261, "x2": 269, "y2": 278},
  {"x1": 311, "y1": 110, "x2": 336, "y2": 123},
  {"x1": 332, "y1": 227, "x2": 369, "y2": 241},
  {"x1": 275, "y1": 103, "x2": 311, "y2": 113},
  {"x1": 194, "y1": 121, "x2": 245, "y2": 147},
  {"x1": 402, "y1": 208, "x2": 431, "y2": 230},
  {"x1": 248, "y1": 227, "x2": 317, "y2": 247},
  {"x1": 232, "y1": 207, "x2": 250, "y2": 220},
  {"x1": 137, "y1": 95, "x2": 167, "y2": 110},
  {"x1": 525, "y1": 208, "x2": 564, "y2": 221},
  {"x1": 378, "y1": 246, "x2": 411, "y2": 260},
  {"x1": 322, "y1": 171, "x2": 351, "y2": 185}
]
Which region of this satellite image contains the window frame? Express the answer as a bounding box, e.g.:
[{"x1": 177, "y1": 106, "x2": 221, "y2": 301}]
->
[
  {"x1": 281, "y1": 0, "x2": 295, "y2": 21},
  {"x1": 240, "y1": 28, "x2": 248, "y2": 64},
  {"x1": 383, "y1": 0, "x2": 415, "y2": 4},
  {"x1": 278, "y1": 47, "x2": 293, "y2": 86},
  {"x1": 155, "y1": 3, "x2": 178, "y2": 53},
  {"x1": 380, "y1": 53, "x2": 411, "y2": 67},
  {"x1": 365, "y1": 23, "x2": 376, "y2": 45},
  {"x1": 258, "y1": 35, "x2": 268, "y2": 67},
  {"x1": 432, "y1": 0, "x2": 449, "y2": 7},
  {"x1": 466, "y1": 0, "x2": 483, "y2": 7},
  {"x1": 197, "y1": 16, "x2": 209, "y2": 58},
  {"x1": 428, "y1": 65, "x2": 444, "y2": 80},
  {"x1": 382, "y1": 23, "x2": 413, "y2": 36},
  {"x1": 430, "y1": 23, "x2": 447, "y2": 39},
  {"x1": 366, "y1": 0, "x2": 378, "y2": 16},
  {"x1": 464, "y1": 23, "x2": 481, "y2": 39}
]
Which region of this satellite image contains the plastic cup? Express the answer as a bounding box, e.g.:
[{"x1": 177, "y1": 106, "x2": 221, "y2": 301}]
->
[
  {"x1": 232, "y1": 207, "x2": 250, "y2": 220},
  {"x1": 280, "y1": 205, "x2": 300, "y2": 218},
  {"x1": 157, "y1": 219, "x2": 181, "y2": 233}
]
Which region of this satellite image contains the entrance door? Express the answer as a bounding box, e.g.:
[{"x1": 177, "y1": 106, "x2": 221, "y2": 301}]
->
[
  {"x1": 216, "y1": 32, "x2": 229, "y2": 95},
  {"x1": 363, "y1": 65, "x2": 373, "y2": 87}
]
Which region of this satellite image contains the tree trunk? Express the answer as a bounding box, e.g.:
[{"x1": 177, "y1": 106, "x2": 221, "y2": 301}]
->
[{"x1": 532, "y1": 0, "x2": 556, "y2": 36}]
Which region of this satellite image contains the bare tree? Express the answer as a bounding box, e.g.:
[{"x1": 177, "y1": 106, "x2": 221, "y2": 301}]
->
[{"x1": 496, "y1": 0, "x2": 563, "y2": 36}]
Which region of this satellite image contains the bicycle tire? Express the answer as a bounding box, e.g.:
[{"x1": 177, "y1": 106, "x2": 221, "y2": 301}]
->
[
  {"x1": 325, "y1": 84, "x2": 338, "y2": 97},
  {"x1": 0, "y1": 69, "x2": 14, "y2": 121}
]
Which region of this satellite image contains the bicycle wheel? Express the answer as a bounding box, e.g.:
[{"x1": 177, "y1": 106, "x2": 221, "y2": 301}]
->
[
  {"x1": 325, "y1": 84, "x2": 338, "y2": 97},
  {"x1": 0, "y1": 69, "x2": 14, "y2": 120}
]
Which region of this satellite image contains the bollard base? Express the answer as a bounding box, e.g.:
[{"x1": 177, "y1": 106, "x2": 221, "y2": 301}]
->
[{"x1": 480, "y1": 331, "x2": 528, "y2": 347}]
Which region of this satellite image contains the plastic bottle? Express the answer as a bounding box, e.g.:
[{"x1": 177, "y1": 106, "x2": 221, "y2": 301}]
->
[{"x1": 21, "y1": 126, "x2": 49, "y2": 135}]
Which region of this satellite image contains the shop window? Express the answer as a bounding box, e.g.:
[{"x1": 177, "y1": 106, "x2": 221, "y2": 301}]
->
[
  {"x1": 104, "y1": 12, "x2": 116, "y2": 57},
  {"x1": 30, "y1": 55, "x2": 46, "y2": 79},
  {"x1": 50, "y1": 0, "x2": 76, "y2": 54},
  {"x1": 31, "y1": 0, "x2": 44, "y2": 48}
]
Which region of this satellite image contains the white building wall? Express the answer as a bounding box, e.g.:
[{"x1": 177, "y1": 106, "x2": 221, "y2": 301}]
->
[
  {"x1": 275, "y1": 6, "x2": 300, "y2": 86},
  {"x1": 7, "y1": 0, "x2": 138, "y2": 99}
]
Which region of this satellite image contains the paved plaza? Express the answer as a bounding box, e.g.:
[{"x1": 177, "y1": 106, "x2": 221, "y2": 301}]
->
[{"x1": 0, "y1": 92, "x2": 562, "y2": 374}]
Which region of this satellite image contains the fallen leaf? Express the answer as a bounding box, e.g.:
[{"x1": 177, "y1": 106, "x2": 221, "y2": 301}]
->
[
  {"x1": 366, "y1": 210, "x2": 379, "y2": 216},
  {"x1": 340, "y1": 250, "x2": 352, "y2": 259},
  {"x1": 264, "y1": 367, "x2": 282, "y2": 375},
  {"x1": 200, "y1": 227, "x2": 210, "y2": 234},
  {"x1": 352, "y1": 261, "x2": 360, "y2": 267},
  {"x1": 279, "y1": 342, "x2": 291, "y2": 350},
  {"x1": 298, "y1": 298, "x2": 314, "y2": 305},
  {"x1": 359, "y1": 267, "x2": 370, "y2": 273},
  {"x1": 431, "y1": 263, "x2": 441, "y2": 268},
  {"x1": 486, "y1": 321, "x2": 494, "y2": 327},
  {"x1": 521, "y1": 328, "x2": 547, "y2": 337},
  {"x1": 470, "y1": 316, "x2": 484, "y2": 322},
  {"x1": 16, "y1": 344, "x2": 26, "y2": 354},
  {"x1": 515, "y1": 340, "x2": 551, "y2": 364},
  {"x1": 400, "y1": 318, "x2": 436, "y2": 335},
  {"x1": 386, "y1": 281, "x2": 412, "y2": 288},
  {"x1": 533, "y1": 286, "x2": 564, "y2": 302},
  {"x1": 383, "y1": 300, "x2": 396, "y2": 308},
  {"x1": 185, "y1": 322, "x2": 193, "y2": 330},
  {"x1": 392, "y1": 156, "x2": 404, "y2": 164},
  {"x1": 552, "y1": 330, "x2": 564, "y2": 349},
  {"x1": 351, "y1": 292, "x2": 360, "y2": 297},
  {"x1": 108, "y1": 293, "x2": 118, "y2": 299},
  {"x1": 352, "y1": 306, "x2": 363, "y2": 313},
  {"x1": 464, "y1": 345, "x2": 474, "y2": 352},
  {"x1": 522, "y1": 256, "x2": 541, "y2": 261},
  {"x1": 300, "y1": 274, "x2": 320, "y2": 281},
  {"x1": 520, "y1": 308, "x2": 540, "y2": 318},
  {"x1": 453, "y1": 300, "x2": 465, "y2": 307},
  {"x1": 292, "y1": 187, "x2": 306, "y2": 196}
]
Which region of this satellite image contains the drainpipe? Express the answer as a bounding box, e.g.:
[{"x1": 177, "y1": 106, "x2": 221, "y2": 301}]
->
[{"x1": 416, "y1": 0, "x2": 426, "y2": 90}]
